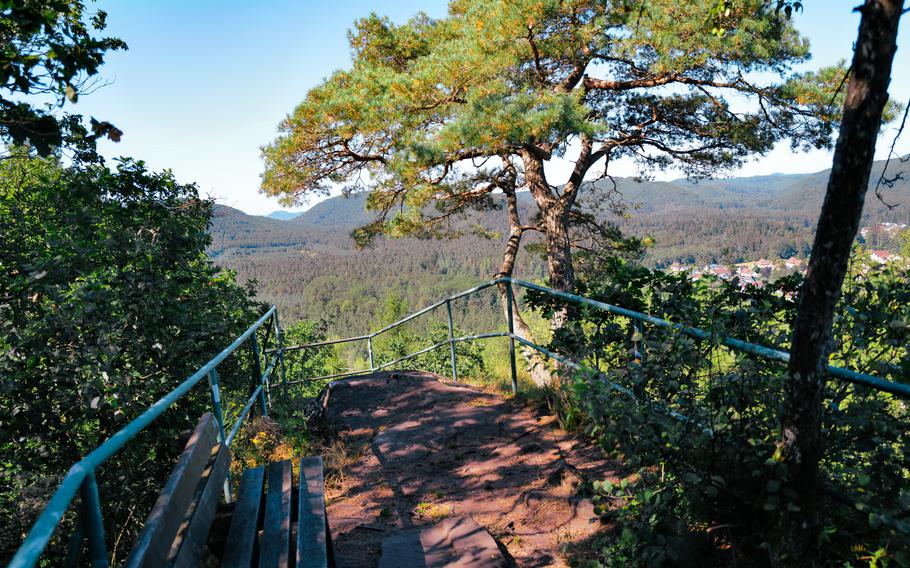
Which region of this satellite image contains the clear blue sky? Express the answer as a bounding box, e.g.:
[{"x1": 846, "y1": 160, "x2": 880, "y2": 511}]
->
[{"x1": 69, "y1": 1, "x2": 910, "y2": 215}]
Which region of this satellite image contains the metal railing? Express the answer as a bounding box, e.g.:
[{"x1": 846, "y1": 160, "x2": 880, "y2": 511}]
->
[
  {"x1": 9, "y1": 307, "x2": 287, "y2": 568},
  {"x1": 284, "y1": 276, "x2": 910, "y2": 400},
  {"x1": 285, "y1": 276, "x2": 910, "y2": 535},
  {"x1": 10, "y1": 276, "x2": 910, "y2": 567}
]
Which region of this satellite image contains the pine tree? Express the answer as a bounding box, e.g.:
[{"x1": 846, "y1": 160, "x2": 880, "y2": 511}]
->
[{"x1": 262, "y1": 0, "x2": 845, "y2": 379}]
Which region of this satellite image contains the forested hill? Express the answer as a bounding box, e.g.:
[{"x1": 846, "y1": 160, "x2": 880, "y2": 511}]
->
[
  {"x1": 592, "y1": 158, "x2": 909, "y2": 266},
  {"x1": 209, "y1": 198, "x2": 542, "y2": 332},
  {"x1": 209, "y1": 158, "x2": 909, "y2": 331}
]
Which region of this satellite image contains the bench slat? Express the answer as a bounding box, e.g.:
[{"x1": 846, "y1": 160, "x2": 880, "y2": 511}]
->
[
  {"x1": 125, "y1": 413, "x2": 218, "y2": 568},
  {"x1": 222, "y1": 465, "x2": 265, "y2": 568},
  {"x1": 297, "y1": 456, "x2": 328, "y2": 568},
  {"x1": 170, "y1": 443, "x2": 231, "y2": 567},
  {"x1": 259, "y1": 460, "x2": 292, "y2": 567}
]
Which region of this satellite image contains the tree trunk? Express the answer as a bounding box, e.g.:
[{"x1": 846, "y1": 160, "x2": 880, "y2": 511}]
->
[
  {"x1": 520, "y1": 150, "x2": 576, "y2": 328},
  {"x1": 496, "y1": 186, "x2": 552, "y2": 387},
  {"x1": 777, "y1": 0, "x2": 904, "y2": 561},
  {"x1": 541, "y1": 205, "x2": 575, "y2": 325}
]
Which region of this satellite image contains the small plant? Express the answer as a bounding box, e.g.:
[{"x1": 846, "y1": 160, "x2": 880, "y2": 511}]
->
[
  {"x1": 230, "y1": 416, "x2": 295, "y2": 476},
  {"x1": 414, "y1": 502, "x2": 452, "y2": 521},
  {"x1": 322, "y1": 438, "x2": 365, "y2": 495}
]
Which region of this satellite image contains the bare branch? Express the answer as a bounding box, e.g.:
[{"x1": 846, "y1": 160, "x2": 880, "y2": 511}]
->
[{"x1": 873, "y1": 98, "x2": 909, "y2": 209}]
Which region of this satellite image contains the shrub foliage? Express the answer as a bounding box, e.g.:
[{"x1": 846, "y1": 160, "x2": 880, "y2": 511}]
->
[
  {"x1": 527, "y1": 253, "x2": 909, "y2": 566},
  {"x1": 0, "y1": 155, "x2": 264, "y2": 562}
]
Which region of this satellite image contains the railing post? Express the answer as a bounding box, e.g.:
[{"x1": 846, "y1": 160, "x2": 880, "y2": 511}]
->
[
  {"x1": 273, "y1": 311, "x2": 288, "y2": 390},
  {"x1": 505, "y1": 282, "x2": 519, "y2": 395},
  {"x1": 251, "y1": 333, "x2": 268, "y2": 416},
  {"x1": 80, "y1": 472, "x2": 108, "y2": 568},
  {"x1": 367, "y1": 336, "x2": 375, "y2": 372},
  {"x1": 63, "y1": 516, "x2": 84, "y2": 568},
  {"x1": 446, "y1": 299, "x2": 458, "y2": 382},
  {"x1": 207, "y1": 369, "x2": 228, "y2": 443},
  {"x1": 205, "y1": 372, "x2": 233, "y2": 502}
]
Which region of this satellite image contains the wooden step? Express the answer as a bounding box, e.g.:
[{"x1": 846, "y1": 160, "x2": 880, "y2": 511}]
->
[
  {"x1": 260, "y1": 460, "x2": 292, "y2": 567},
  {"x1": 222, "y1": 466, "x2": 265, "y2": 568},
  {"x1": 220, "y1": 457, "x2": 329, "y2": 567}
]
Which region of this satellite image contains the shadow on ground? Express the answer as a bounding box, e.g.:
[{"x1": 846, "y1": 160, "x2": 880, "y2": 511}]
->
[{"x1": 315, "y1": 370, "x2": 627, "y2": 567}]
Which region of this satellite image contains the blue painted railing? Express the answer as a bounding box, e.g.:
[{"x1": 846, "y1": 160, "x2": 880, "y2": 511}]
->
[
  {"x1": 9, "y1": 277, "x2": 909, "y2": 566},
  {"x1": 9, "y1": 307, "x2": 287, "y2": 568},
  {"x1": 284, "y1": 277, "x2": 910, "y2": 399},
  {"x1": 285, "y1": 276, "x2": 910, "y2": 536}
]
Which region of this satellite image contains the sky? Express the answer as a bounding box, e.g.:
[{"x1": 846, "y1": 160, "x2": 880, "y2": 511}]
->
[{"x1": 65, "y1": 1, "x2": 910, "y2": 216}]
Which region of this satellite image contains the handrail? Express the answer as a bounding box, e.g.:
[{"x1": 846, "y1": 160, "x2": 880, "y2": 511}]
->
[
  {"x1": 9, "y1": 306, "x2": 284, "y2": 568},
  {"x1": 283, "y1": 332, "x2": 509, "y2": 386},
  {"x1": 226, "y1": 384, "x2": 264, "y2": 446},
  {"x1": 283, "y1": 277, "x2": 910, "y2": 399},
  {"x1": 13, "y1": 273, "x2": 910, "y2": 565},
  {"x1": 280, "y1": 276, "x2": 910, "y2": 536}
]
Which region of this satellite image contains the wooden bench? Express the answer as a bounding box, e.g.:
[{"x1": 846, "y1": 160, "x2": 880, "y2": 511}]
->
[
  {"x1": 125, "y1": 413, "x2": 331, "y2": 567},
  {"x1": 220, "y1": 457, "x2": 331, "y2": 568}
]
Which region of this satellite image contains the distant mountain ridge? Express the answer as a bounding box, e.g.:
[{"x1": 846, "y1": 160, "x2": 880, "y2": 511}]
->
[
  {"x1": 266, "y1": 210, "x2": 304, "y2": 221},
  {"x1": 289, "y1": 194, "x2": 376, "y2": 227},
  {"x1": 209, "y1": 158, "x2": 910, "y2": 329},
  {"x1": 254, "y1": 159, "x2": 908, "y2": 229}
]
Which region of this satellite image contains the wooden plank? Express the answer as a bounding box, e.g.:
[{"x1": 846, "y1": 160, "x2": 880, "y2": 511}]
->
[
  {"x1": 259, "y1": 461, "x2": 292, "y2": 568},
  {"x1": 125, "y1": 413, "x2": 218, "y2": 568},
  {"x1": 297, "y1": 456, "x2": 328, "y2": 568},
  {"x1": 170, "y1": 443, "x2": 231, "y2": 568},
  {"x1": 222, "y1": 466, "x2": 265, "y2": 568}
]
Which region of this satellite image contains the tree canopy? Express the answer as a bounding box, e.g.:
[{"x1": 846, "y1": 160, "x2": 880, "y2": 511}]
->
[
  {"x1": 261, "y1": 0, "x2": 845, "y2": 302},
  {"x1": 0, "y1": 153, "x2": 263, "y2": 561},
  {"x1": 0, "y1": 0, "x2": 126, "y2": 156}
]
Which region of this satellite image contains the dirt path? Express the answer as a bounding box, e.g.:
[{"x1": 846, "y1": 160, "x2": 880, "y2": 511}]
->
[{"x1": 315, "y1": 371, "x2": 625, "y2": 567}]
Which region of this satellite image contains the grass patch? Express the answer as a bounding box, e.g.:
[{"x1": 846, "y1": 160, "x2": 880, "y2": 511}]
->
[
  {"x1": 322, "y1": 437, "x2": 367, "y2": 495},
  {"x1": 414, "y1": 502, "x2": 453, "y2": 521}
]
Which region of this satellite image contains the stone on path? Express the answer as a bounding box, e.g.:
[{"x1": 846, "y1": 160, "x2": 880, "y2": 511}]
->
[{"x1": 378, "y1": 516, "x2": 508, "y2": 568}]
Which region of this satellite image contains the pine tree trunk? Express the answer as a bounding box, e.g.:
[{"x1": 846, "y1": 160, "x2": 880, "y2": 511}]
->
[
  {"x1": 777, "y1": 1, "x2": 904, "y2": 561},
  {"x1": 497, "y1": 186, "x2": 552, "y2": 387},
  {"x1": 521, "y1": 150, "x2": 576, "y2": 328},
  {"x1": 541, "y1": 205, "x2": 575, "y2": 326}
]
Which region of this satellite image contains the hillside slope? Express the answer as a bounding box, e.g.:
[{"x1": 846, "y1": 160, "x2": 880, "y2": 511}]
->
[
  {"x1": 209, "y1": 158, "x2": 910, "y2": 332},
  {"x1": 210, "y1": 200, "x2": 542, "y2": 333}
]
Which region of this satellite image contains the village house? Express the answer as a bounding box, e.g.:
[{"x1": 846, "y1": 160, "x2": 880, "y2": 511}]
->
[
  {"x1": 785, "y1": 256, "x2": 803, "y2": 271},
  {"x1": 754, "y1": 258, "x2": 774, "y2": 276},
  {"x1": 881, "y1": 222, "x2": 908, "y2": 234},
  {"x1": 870, "y1": 249, "x2": 900, "y2": 264},
  {"x1": 737, "y1": 263, "x2": 756, "y2": 277}
]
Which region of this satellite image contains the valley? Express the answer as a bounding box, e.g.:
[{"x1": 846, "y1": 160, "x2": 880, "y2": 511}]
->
[{"x1": 209, "y1": 158, "x2": 910, "y2": 333}]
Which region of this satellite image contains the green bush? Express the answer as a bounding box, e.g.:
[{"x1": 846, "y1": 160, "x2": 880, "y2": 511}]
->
[
  {"x1": 373, "y1": 319, "x2": 489, "y2": 381},
  {"x1": 528, "y1": 253, "x2": 909, "y2": 566},
  {"x1": 281, "y1": 319, "x2": 342, "y2": 386},
  {"x1": 0, "y1": 155, "x2": 263, "y2": 563}
]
